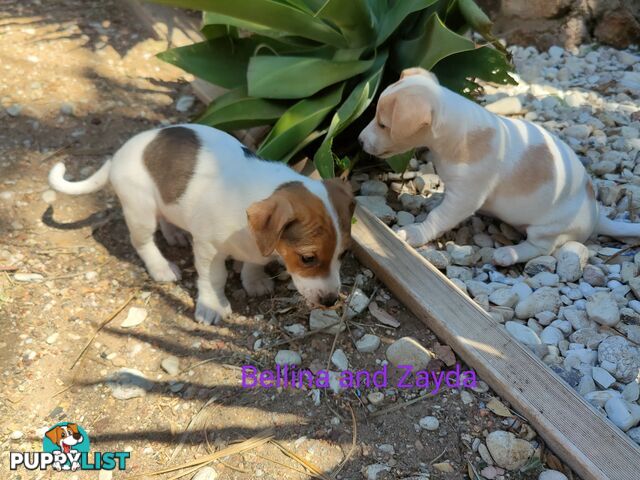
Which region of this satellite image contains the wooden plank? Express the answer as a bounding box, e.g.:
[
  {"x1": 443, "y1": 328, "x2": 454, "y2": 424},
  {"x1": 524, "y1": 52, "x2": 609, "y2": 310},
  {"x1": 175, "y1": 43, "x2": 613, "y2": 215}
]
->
[{"x1": 351, "y1": 205, "x2": 640, "y2": 480}]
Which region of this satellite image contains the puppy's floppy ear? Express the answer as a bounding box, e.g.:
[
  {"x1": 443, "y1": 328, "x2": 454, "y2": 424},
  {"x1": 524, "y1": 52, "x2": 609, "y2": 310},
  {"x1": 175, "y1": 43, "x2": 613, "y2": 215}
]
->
[
  {"x1": 67, "y1": 423, "x2": 79, "y2": 434},
  {"x1": 247, "y1": 192, "x2": 295, "y2": 256},
  {"x1": 390, "y1": 93, "x2": 432, "y2": 141},
  {"x1": 323, "y1": 178, "x2": 356, "y2": 233},
  {"x1": 45, "y1": 426, "x2": 62, "y2": 445},
  {"x1": 400, "y1": 67, "x2": 439, "y2": 84}
]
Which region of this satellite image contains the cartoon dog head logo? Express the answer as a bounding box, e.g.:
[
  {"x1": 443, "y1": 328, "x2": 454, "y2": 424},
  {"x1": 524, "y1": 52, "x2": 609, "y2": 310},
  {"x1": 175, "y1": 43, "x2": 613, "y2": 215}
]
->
[{"x1": 42, "y1": 422, "x2": 90, "y2": 471}]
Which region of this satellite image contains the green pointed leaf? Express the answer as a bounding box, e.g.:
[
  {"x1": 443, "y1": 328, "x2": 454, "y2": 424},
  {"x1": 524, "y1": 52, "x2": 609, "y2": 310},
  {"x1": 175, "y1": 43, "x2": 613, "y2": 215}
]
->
[
  {"x1": 392, "y1": 12, "x2": 475, "y2": 71},
  {"x1": 386, "y1": 149, "x2": 415, "y2": 173},
  {"x1": 248, "y1": 55, "x2": 373, "y2": 99},
  {"x1": 147, "y1": 0, "x2": 347, "y2": 47},
  {"x1": 314, "y1": 138, "x2": 336, "y2": 178},
  {"x1": 376, "y1": 0, "x2": 438, "y2": 46},
  {"x1": 432, "y1": 45, "x2": 516, "y2": 96},
  {"x1": 257, "y1": 84, "x2": 344, "y2": 160},
  {"x1": 315, "y1": 0, "x2": 376, "y2": 48},
  {"x1": 156, "y1": 37, "x2": 254, "y2": 89},
  {"x1": 196, "y1": 87, "x2": 289, "y2": 130},
  {"x1": 282, "y1": 129, "x2": 327, "y2": 163}
]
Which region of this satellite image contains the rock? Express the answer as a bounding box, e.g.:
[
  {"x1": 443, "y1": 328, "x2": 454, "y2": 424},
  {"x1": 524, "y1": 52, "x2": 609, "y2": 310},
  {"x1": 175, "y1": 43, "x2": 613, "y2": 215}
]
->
[
  {"x1": 396, "y1": 211, "x2": 415, "y2": 227},
  {"x1": 368, "y1": 302, "x2": 400, "y2": 328},
  {"x1": 621, "y1": 324, "x2": 640, "y2": 344},
  {"x1": 489, "y1": 288, "x2": 519, "y2": 308},
  {"x1": 175, "y1": 95, "x2": 195, "y2": 112},
  {"x1": 420, "y1": 249, "x2": 450, "y2": 269},
  {"x1": 13, "y1": 273, "x2": 44, "y2": 282},
  {"x1": 364, "y1": 463, "x2": 390, "y2": 480},
  {"x1": 540, "y1": 326, "x2": 564, "y2": 346},
  {"x1": 485, "y1": 430, "x2": 534, "y2": 471},
  {"x1": 309, "y1": 309, "x2": 344, "y2": 334},
  {"x1": 478, "y1": 443, "x2": 494, "y2": 465},
  {"x1": 46, "y1": 333, "x2": 59, "y2": 345},
  {"x1": 594, "y1": 10, "x2": 640, "y2": 50},
  {"x1": 569, "y1": 328, "x2": 608, "y2": 349},
  {"x1": 466, "y1": 280, "x2": 490, "y2": 297},
  {"x1": 563, "y1": 308, "x2": 591, "y2": 330},
  {"x1": 505, "y1": 322, "x2": 541, "y2": 346},
  {"x1": 554, "y1": 242, "x2": 588, "y2": 282},
  {"x1": 192, "y1": 466, "x2": 218, "y2": 480},
  {"x1": 512, "y1": 282, "x2": 533, "y2": 302},
  {"x1": 605, "y1": 397, "x2": 640, "y2": 431},
  {"x1": 360, "y1": 180, "x2": 388, "y2": 197},
  {"x1": 284, "y1": 323, "x2": 306, "y2": 337},
  {"x1": 583, "y1": 265, "x2": 607, "y2": 286},
  {"x1": 107, "y1": 368, "x2": 153, "y2": 400},
  {"x1": 346, "y1": 288, "x2": 369, "y2": 319},
  {"x1": 527, "y1": 272, "x2": 560, "y2": 288},
  {"x1": 161, "y1": 356, "x2": 180, "y2": 376},
  {"x1": 586, "y1": 291, "x2": 620, "y2": 327},
  {"x1": 41, "y1": 189, "x2": 57, "y2": 204},
  {"x1": 629, "y1": 277, "x2": 640, "y2": 300},
  {"x1": 331, "y1": 349, "x2": 349, "y2": 371},
  {"x1": 584, "y1": 389, "x2": 622, "y2": 408},
  {"x1": 564, "y1": 124, "x2": 591, "y2": 139},
  {"x1": 6, "y1": 104, "x2": 22, "y2": 116},
  {"x1": 367, "y1": 392, "x2": 385, "y2": 406},
  {"x1": 419, "y1": 416, "x2": 440, "y2": 431},
  {"x1": 9, "y1": 430, "x2": 23, "y2": 440},
  {"x1": 515, "y1": 287, "x2": 561, "y2": 319},
  {"x1": 356, "y1": 196, "x2": 396, "y2": 224},
  {"x1": 592, "y1": 366, "x2": 616, "y2": 388},
  {"x1": 433, "y1": 462, "x2": 454, "y2": 473},
  {"x1": 539, "y1": 471, "x2": 568, "y2": 480},
  {"x1": 398, "y1": 192, "x2": 425, "y2": 212},
  {"x1": 356, "y1": 334, "x2": 380, "y2": 353},
  {"x1": 460, "y1": 390, "x2": 474, "y2": 404},
  {"x1": 121, "y1": 307, "x2": 148, "y2": 328},
  {"x1": 485, "y1": 96, "x2": 523, "y2": 115},
  {"x1": 275, "y1": 350, "x2": 301, "y2": 366},
  {"x1": 628, "y1": 427, "x2": 640, "y2": 445},
  {"x1": 473, "y1": 232, "x2": 494, "y2": 248},
  {"x1": 598, "y1": 336, "x2": 640, "y2": 382},
  {"x1": 622, "y1": 382, "x2": 640, "y2": 402},
  {"x1": 449, "y1": 244, "x2": 479, "y2": 266},
  {"x1": 524, "y1": 256, "x2": 556, "y2": 276},
  {"x1": 386, "y1": 337, "x2": 434, "y2": 370}
]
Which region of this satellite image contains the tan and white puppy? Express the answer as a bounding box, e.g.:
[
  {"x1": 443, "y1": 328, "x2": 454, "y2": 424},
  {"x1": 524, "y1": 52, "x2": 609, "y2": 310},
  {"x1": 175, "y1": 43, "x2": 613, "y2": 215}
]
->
[
  {"x1": 45, "y1": 423, "x2": 83, "y2": 471},
  {"x1": 49, "y1": 125, "x2": 354, "y2": 324},
  {"x1": 359, "y1": 67, "x2": 640, "y2": 265}
]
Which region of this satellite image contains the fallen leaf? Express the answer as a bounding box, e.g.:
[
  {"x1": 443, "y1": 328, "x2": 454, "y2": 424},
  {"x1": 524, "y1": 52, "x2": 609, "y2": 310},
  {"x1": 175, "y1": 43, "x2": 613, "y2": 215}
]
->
[
  {"x1": 433, "y1": 344, "x2": 456, "y2": 367},
  {"x1": 368, "y1": 301, "x2": 400, "y2": 328},
  {"x1": 487, "y1": 397, "x2": 513, "y2": 417},
  {"x1": 120, "y1": 307, "x2": 147, "y2": 328},
  {"x1": 433, "y1": 461, "x2": 454, "y2": 473}
]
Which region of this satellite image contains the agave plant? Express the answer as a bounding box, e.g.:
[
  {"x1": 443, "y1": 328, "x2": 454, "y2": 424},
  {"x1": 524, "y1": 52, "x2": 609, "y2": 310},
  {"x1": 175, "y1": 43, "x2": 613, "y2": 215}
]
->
[{"x1": 150, "y1": 0, "x2": 516, "y2": 177}]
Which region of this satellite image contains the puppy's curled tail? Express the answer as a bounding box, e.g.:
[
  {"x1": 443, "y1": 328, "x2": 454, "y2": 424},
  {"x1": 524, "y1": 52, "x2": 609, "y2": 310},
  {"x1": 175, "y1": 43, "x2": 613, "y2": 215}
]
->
[
  {"x1": 596, "y1": 212, "x2": 640, "y2": 239},
  {"x1": 48, "y1": 160, "x2": 111, "y2": 195}
]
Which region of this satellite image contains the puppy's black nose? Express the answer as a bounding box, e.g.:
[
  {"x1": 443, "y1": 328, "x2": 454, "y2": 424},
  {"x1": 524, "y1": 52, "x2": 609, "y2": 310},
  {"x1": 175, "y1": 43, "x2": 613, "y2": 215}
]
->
[
  {"x1": 320, "y1": 293, "x2": 338, "y2": 307},
  {"x1": 358, "y1": 136, "x2": 364, "y2": 147}
]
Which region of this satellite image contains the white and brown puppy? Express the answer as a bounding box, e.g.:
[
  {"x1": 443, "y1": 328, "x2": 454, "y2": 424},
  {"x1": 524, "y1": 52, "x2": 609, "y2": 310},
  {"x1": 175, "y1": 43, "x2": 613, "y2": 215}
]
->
[
  {"x1": 49, "y1": 124, "x2": 354, "y2": 324},
  {"x1": 45, "y1": 423, "x2": 83, "y2": 470},
  {"x1": 359, "y1": 67, "x2": 640, "y2": 265}
]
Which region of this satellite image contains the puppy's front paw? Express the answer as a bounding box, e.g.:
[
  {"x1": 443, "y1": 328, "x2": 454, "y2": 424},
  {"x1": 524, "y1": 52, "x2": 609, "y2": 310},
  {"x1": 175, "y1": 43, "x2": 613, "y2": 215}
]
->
[
  {"x1": 397, "y1": 225, "x2": 429, "y2": 247},
  {"x1": 149, "y1": 262, "x2": 182, "y2": 282},
  {"x1": 195, "y1": 297, "x2": 231, "y2": 325},
  {"x1": 493, "y1": 246, "x2": 518, "y2": 266},
  {"x1": 242, "y1": 273, "x2": 275, "y2": 297}
]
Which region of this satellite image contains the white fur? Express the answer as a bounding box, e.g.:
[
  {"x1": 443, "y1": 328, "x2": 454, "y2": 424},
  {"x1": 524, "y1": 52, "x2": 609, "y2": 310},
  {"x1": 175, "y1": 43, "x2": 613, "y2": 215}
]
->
[
  {"x1": 359, "y1": 74, "x2": 640, "y2": 265},
  {"x1": 49, "y1": 124, "x2": 343, "y2": 324}
]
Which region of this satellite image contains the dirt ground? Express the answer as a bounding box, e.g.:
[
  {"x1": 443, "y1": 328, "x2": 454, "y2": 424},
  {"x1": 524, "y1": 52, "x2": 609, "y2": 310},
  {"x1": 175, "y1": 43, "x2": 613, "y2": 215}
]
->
[{"x1": 1, "y1": 1, "x2": 562, "y2": 479}]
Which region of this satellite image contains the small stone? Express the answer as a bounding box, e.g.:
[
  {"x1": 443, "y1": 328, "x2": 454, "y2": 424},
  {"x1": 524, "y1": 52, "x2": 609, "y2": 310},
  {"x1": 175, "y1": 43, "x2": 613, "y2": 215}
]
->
[
  {"x1": 309, "y1": 309, "x2": 344, "y2": 334},
  {"x1": 13, "y1": 273, "x2": 44, "y2": 282},
  {"x1": 396, "y1": 211, "x2": 415, "y2": 227},
  {"x1": 420, "y1": 249, "x2": 450, "y2": 269},
  {"x1": 586, "y1": 291, "x2": 620, "y2": 326},
  {"x1": 364, "y1": 463, "x2": 390, "y2": 480},
  {"x1": 331, "y1": 349, "x2": 349, "y2": 371},
  {"x1": 356, "y1": 196, "x2": 396, "y2": 224},
  {"x1": 478, "y1": 443, "x2": 494, "y2": 465},
  {"x1": 449, "y1": 244, "x2": 479, "y2": 266},
  {"x1": 175, "y1": 95, "x2": 195, "y2": 112},
  {"x1": 563, "y1": 308, "x2": 591, "y2": 330},
  {"x1": 360, "y1": 180, "x2": 388, "y2": 197},
  {"x1": 107, "y1": 368, "x2": 153, "y2": 400},
  {"x1": 540, "y1": 326, "x2": 564, "y2": 346},
  {"x1": 628, "y1": 427, "x2": 640, "y2": 445},
  {"x1": 539, "y1": 470, "x2": 568, "y2": 480},
  {"x1": 356, "y1": 334, "x2": 380, "y2": 353},
  {"x1": 485, "y1": 96, "x2": 523, "y2": 115},
  {"x1": 41, "y1": 189, "x2": 57, "y2": 204},
  {"x1": 473, "y1": 232, "x2": 494, "y2": 248},
  {"x1": 85, "y1": 271, "x2": 98, "y2": 281},
  {"x1": 527, "y1": 272, "x2": 560, "y2": 289},
  {"x1": 460, "y1": 390, "x2": 474, "y2": 404},
  {"x1": 489, "y1": 288, "x2": 518, "y2": 308},
  {"x1": 275, "y1": 350, "x2": 301, "y2": 366},
  {"x1": 161, "y1": 356, "x2": 180, "y2": 376},
  {"x1": 346, "y1": 288, "x2": 369, "y2": 319},
  {"x1": 622, "y1": 382, "x2": 640, "y2": 402},
  {"x1": 598, "y1": 336, "x2": 640, "y2": 382},
  {"x1": 386, "y1": 337, "x2": 434, "y2": 370},
  {"x1": 60, "y1": 102, "x2": 75, "y2": 116},
  {"x1": 6, "y1": 104, "x2": 22, "y2": 116},
  {"x1": 9, "y1": 431, "x2": 23, "y2": 440},
  {"x1": 446, "y1": 265, "x2": 472, "y2": 281},
  {"x1": 524, "y1": 256, "x2": 556, "y2": 276},
  {"x1": 398, "y1": 192, "x2": 425, "y2": 212},
  {"x1": 419, "y1": 415, "x2": 439, "y2": 431},
  {"x1": 505, "y1": 321, "x2": 542, "y2": 346},
  {"x1": 191, "y1": 466, "x2": 218, "y2": 480},
  {"x1": 121, "y1": 307, "x2": 148, "y2": 328},
  {"x1": 604, "y1": 397, "x2": 638, "y2": 431},
  {"x1": 485, "y1": 430, "x2": 533, "y2": 471},
  {"x1": 367, "y1": 391, "x2": 384, "y2": 406},
  {"x1": 554, "y1": 241, "x2": 588, "y2": 282},
  {"x1": 284, "y1": 324, "x2": 306, "y2": 337},
  {"x1": 512, "y1": 282, "x2": 533, "y2": 302},
  {"x1": 583, "y1": 265, "x2": 607, "y2": 286},
  {"x1": 515, "y1": 287, "x2": 561, "y2": 319},
  {"x1": 592, "y1": 366, "x2": 616, "y2": 388},
  {"x1": 46, "y1": 333, "x2": 59, "y2": 345}
]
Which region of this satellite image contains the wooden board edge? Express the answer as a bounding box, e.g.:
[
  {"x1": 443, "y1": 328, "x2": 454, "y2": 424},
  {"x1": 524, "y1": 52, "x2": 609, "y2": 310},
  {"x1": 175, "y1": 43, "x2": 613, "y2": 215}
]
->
[{"x1": 351, "y1": 205, "x2": 640, "y2": 480}]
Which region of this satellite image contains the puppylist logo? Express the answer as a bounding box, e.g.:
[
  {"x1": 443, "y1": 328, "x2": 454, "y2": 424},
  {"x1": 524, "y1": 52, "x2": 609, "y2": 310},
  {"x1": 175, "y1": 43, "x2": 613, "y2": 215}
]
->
[{"x1": 10, "y1": 422, "x2": 130, "y2": 472}]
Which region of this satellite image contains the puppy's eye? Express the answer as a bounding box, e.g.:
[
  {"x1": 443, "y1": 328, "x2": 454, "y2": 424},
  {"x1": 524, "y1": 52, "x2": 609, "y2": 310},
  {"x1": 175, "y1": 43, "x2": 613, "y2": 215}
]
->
[{"x1": 300, "y1": 254, "x2": 317, "y2": 266}]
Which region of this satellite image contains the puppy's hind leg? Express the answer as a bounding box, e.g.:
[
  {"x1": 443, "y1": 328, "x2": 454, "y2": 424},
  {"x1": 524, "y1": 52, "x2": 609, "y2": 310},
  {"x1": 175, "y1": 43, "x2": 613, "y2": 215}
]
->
[
  {"x1": 159, "y1": 218, "x2": 190, "y2": 247},
  {"x1": 193, "y1": 240, "x2": 231, "y2": 325},
  {"x1": 493, "y1": 226, "x2": 558, "y2": 266},
  {"x1": 122, "y1": 204, "x2": 181, "y2": 282},
  {"x1": 241, "y1": 263, "x2": 274, "y2": 297}
]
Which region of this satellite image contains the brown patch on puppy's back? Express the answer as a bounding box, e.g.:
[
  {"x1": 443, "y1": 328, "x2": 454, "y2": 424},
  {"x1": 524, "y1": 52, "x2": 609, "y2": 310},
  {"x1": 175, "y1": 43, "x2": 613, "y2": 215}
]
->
[
  {"x1": 449, "y1": 127, "x2": 495, "y2": 164},
  {"x1": 143, "y1": 127, "x2": 201, "y2": 204},
  {"x1": 493, "y1": 143, "x2": 555, "y2": 197}
]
